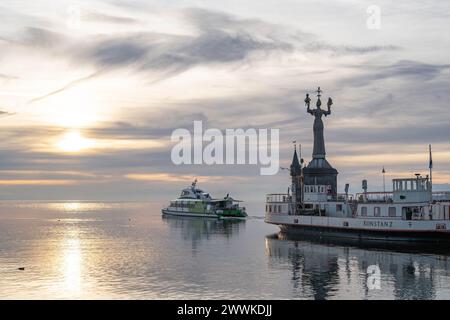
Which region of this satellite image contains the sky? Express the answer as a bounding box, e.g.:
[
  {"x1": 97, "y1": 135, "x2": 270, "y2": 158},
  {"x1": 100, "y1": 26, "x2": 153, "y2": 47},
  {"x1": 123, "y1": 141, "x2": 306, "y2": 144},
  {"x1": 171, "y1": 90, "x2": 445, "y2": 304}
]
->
[{"x1": 0, "y1": 0, "x2": 450, "y2": 202}]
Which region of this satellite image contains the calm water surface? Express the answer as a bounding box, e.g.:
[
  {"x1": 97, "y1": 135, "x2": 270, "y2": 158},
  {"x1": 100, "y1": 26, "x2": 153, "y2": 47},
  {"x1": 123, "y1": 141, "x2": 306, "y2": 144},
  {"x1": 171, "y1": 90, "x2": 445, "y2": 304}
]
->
[{"x1": 1, "y1": 201, "x2": 450, "y2": 299}]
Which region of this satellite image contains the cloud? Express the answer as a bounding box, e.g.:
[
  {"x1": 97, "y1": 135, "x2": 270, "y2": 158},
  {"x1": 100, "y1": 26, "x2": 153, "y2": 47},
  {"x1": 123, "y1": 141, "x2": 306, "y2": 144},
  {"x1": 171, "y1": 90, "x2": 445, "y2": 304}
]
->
[
  {"x1": 343, "y1": 60, "x2": 450, "y2": 87},
  {"x1": 124, "y1": 173, "x2": 245, "y2": 183},
  {"x1": 305, "y1": 42, "x2": 399, "y2": 55},
  {"x1": 21, "y1": 27, "x2": 65, "y2": 48},
  {"x1": 16, "y1": 7, "x2": 399, "y2": 98},
  {"x1": 27, "y1": 70, "x2": 104, "y2": 105},
  {"x1": 0, "y1": 73, "x2": 18, "y2": 79},
  {"x1": 82, "y1": 10, "x2": 139, "y2": 24}
]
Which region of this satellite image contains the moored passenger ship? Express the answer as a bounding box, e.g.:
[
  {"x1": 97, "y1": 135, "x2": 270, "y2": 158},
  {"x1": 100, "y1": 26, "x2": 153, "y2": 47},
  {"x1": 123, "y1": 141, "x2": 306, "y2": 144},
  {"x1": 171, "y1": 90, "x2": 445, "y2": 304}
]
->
[{"x1": 265, "y1": 88, "x2": 450, "y2": 243}]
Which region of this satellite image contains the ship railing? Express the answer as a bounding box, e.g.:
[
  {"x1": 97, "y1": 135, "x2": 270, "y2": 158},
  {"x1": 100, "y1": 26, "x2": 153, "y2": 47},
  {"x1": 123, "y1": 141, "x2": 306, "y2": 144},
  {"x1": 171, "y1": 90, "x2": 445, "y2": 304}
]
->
[
  {"x1": 355, "y1": 192, "x2": 394, "y2": 203},
  {"x1": 336, "y1": 193, "x2": 355, "y2": 201},
  {"x1": 433, "y1": 192, "x2": 450, "y2": 201},
  {"x1": 266, "y1": 193, "x2": 291, "y2": 203}
]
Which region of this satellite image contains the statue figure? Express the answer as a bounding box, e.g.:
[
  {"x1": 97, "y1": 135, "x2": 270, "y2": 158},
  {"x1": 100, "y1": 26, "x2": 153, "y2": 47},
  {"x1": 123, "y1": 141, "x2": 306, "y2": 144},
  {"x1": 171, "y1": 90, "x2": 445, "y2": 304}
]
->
[{"x1": 305, "y1": 87, "x2": 332, "y2": 159}]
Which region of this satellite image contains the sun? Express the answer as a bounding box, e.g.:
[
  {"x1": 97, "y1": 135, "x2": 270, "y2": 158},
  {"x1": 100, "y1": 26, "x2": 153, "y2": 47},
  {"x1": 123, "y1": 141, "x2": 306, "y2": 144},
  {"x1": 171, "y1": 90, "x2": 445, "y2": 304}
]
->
[{"x1": 57, "y1": 131, "x2": 94, "y2": 152}]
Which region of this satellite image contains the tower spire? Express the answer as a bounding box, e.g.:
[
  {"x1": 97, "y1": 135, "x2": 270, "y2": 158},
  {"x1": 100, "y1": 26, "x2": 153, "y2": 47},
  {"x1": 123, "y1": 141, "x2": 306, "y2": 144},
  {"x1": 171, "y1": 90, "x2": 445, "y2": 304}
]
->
[{"x1": 290, "y1": 143, "x2": 301, "y2": 176}]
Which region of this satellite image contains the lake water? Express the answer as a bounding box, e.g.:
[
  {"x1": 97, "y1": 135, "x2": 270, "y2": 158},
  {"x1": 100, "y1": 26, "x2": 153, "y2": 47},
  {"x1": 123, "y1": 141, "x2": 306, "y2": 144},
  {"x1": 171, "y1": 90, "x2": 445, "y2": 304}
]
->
[{"x1": 1, "y1": 201, "x2": 450, "y2": 299}]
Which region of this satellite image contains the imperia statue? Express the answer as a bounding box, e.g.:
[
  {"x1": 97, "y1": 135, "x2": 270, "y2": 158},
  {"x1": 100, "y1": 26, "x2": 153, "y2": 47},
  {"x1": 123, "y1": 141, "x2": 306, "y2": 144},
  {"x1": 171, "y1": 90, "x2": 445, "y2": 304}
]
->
[{"x1": 305, "y1": 87, "x2": 333, "y2": 159}]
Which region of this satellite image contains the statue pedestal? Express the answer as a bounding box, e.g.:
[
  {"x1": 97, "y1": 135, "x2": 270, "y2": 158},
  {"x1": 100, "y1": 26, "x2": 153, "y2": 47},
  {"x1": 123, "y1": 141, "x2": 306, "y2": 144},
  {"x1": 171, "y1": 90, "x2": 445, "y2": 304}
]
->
[{"x1": 303, "y1": 157, "x2": 338, "y2": 196}]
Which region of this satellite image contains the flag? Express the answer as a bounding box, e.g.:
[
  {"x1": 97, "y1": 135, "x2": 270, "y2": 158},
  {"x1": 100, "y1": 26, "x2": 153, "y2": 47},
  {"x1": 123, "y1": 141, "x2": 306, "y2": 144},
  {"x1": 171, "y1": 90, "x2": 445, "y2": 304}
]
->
[
  {"x1": 429, "y1": 144, "x2": 433, "y2": 169},
  {"x1": 382, "y1": 166, "x2": 385, "y2": 174}
]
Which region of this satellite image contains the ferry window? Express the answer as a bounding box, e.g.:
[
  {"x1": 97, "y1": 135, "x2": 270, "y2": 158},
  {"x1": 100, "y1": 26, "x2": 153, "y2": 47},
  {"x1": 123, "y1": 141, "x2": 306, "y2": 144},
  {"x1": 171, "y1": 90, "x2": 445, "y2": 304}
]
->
[
  {"x1": 266, "y1": 205, "x2": 268, "y2": 212},
  {"x1": 361, "y1": 207, "x2": 367, "y2": 216},
  {"x1": 374, "y1": 207, "x2": 381, "y2": 217},
  {"x1": 336, "y1": 204, "x2": 342, "y2": 211},
  {"x1": 389, "y1": 207, "x2": 396, "y2": 217},
  {"x1": 269, "y1": 205, "x2": 272, "y2": 213}
]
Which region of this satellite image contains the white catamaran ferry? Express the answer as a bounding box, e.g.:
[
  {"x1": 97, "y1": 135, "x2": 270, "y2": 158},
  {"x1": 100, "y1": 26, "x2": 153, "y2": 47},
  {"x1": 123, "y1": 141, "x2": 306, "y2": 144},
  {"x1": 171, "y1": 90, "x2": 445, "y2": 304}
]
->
[
  {"x1": 265, "y1": 88, "x2": 450, "y2": 243},
  {"x1": 162, "y1": 180, "x2": 247, "y2": 219}
]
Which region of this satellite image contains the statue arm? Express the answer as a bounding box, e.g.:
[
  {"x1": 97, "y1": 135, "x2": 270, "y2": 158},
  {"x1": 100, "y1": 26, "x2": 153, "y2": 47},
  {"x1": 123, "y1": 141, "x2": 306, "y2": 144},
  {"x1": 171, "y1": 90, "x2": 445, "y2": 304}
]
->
[
  {"x1": 324, "y1": 97, "x2": 332, "y2": 116},
  {"x1": 305, "y1": 94, "x2": 313, "y2": 114}
]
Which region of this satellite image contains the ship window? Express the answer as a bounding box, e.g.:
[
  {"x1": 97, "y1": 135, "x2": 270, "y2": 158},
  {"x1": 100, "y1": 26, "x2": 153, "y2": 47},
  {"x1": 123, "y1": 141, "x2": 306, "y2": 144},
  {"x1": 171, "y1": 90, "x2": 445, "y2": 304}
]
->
[
  {"x1": 374, "y1": 207, "x2": 381, "y2": 217},
  {"x1": 278, "y1": 205, "x2": 282, "y2": 213},
  {"x1": 269, "y1": 205, "x2": 272, "y2": 213},
  {"x1": 266, "y1": 205, "x2": 268, "y2": 212},
  {"x1": 361, "y1": 207, "x2": 367, "y2": 216},
  {"x1": 389, "y1": 207, "x2": 396, "y2": 217},
  {"x1": 336, "y1": 204, "x2": 342, "y2": 212}
]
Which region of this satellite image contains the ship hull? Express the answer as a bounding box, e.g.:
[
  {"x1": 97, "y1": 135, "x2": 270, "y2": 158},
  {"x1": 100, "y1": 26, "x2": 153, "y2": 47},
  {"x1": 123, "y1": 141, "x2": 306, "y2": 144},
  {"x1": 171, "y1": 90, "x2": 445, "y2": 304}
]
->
[
  {"x1": 266, "y1": 213, "x2": 450, "y2": 244},
  {"x1": 279, "y1": 224, "x2": 450, "y2": 243},
  {"x1": 161, "y1": 208, "x2": 218, "y2": 218}
]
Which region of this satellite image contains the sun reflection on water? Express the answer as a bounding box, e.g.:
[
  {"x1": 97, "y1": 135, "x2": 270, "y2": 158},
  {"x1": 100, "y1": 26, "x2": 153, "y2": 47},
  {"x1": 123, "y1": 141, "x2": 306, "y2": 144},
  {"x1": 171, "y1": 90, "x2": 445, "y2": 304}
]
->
[
  {"x1": 62, "y1": 202, "x2": 83, "y2": 212},
  {"x1": 63, "y1": 237, "x2": 82, "y2": 294}
]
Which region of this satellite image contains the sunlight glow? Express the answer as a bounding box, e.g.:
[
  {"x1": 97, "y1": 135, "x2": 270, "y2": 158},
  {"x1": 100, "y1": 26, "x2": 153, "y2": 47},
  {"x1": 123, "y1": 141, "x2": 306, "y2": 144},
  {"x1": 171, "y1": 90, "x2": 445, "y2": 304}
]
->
[
  {"x1": 40, "y1": 87, "x2": 102, "y2": 128},
  {"x1": 57, "y1": 131, "x2": 94, "y2": 152}
]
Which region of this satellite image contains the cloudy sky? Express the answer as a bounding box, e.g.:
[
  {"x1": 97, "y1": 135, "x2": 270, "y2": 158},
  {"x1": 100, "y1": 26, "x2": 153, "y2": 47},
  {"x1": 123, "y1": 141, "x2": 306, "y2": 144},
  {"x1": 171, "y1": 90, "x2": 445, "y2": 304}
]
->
[{"x1": 1, "y1": 0, "x2": 450, "y2": 202}]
